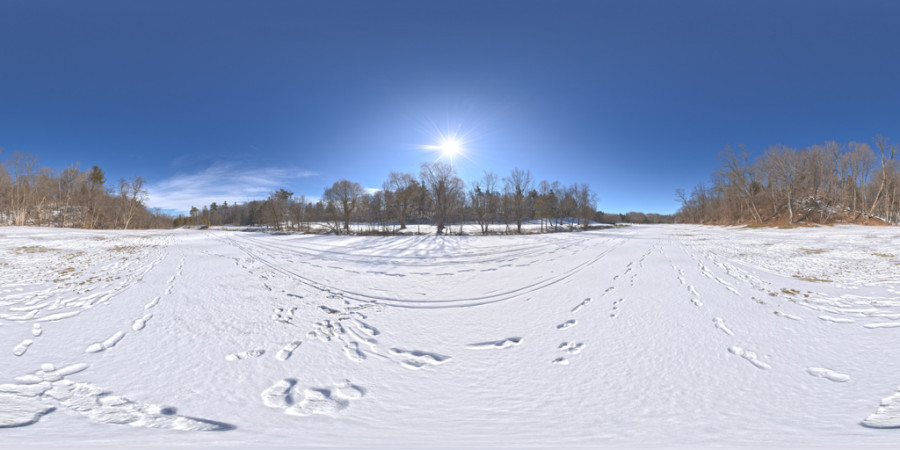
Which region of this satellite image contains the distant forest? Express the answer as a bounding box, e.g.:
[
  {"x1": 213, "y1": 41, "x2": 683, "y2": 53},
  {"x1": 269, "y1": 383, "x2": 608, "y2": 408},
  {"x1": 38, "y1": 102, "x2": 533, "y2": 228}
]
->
[
  {"x1": 676, "y1": 136, "x2": 900, "y2": 225},
  {"x1": 0, "y1": 151, "x2": 171, "y2": 229},
  {"x1": 1, "y1": 151, "x2": 672, "y2": 232},
  {"x1": 177, "y1": 162, "x2": 673, "y2": 234}
]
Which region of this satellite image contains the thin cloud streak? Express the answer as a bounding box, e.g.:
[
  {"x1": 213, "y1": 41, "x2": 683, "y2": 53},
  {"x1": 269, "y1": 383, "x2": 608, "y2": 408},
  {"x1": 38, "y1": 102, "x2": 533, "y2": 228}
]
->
[{"x1": 146, "y1": 162, "x2": 317, "y2": 214}]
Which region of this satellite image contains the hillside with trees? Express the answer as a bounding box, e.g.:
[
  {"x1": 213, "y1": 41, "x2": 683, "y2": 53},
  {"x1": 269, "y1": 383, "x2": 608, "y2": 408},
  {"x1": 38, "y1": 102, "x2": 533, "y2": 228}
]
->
[
  {"x1": 675, "y1": 137, "x2": 900, "y2": 226},
  {"x1": 0, "y1": 151, "x2": 172, "y2": 229}
]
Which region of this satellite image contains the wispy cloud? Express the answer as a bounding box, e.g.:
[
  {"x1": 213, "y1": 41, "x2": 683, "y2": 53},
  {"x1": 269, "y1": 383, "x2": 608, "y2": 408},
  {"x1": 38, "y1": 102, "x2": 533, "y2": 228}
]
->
[{"x1": 146, "y1": 162, "x2": 317, "y2": 214}]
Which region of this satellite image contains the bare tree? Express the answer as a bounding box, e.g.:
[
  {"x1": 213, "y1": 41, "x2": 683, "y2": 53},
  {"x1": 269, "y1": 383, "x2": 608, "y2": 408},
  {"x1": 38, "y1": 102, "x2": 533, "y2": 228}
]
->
[
  {"x1": 323, "y1": 179, "x2": 364, "y2": 234},
  {"x1": 420, "y1": 162, "x2": 463, "y2": 235},
  {"x1": 503, "y1": 168, "x2": 533, "y2": 233},
  {"x1": 383, "y1": 172, "x2": 418, "y2": 230},
  {"x1": 470, "y1": 171, "x2": 499, "y2": 234},
  {"x1": 866, "y1": 135, "x2": 898, "y2": 220},
  {"x1": 118, "y1": 176, "x2": 147, "y2": 229}
]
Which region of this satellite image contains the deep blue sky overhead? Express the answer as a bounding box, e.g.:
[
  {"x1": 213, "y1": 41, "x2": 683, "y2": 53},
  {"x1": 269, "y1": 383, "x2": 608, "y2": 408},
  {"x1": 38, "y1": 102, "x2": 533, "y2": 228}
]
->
[{"x1": 2, "y1": 0, "x2": 900, "y2": 214}]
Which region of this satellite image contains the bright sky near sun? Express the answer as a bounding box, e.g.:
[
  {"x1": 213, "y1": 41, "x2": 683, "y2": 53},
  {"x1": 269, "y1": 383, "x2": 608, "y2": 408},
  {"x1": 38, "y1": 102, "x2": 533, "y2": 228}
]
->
[{"x1": 2, "y1": 0, "x2": 900, "y2": 214}]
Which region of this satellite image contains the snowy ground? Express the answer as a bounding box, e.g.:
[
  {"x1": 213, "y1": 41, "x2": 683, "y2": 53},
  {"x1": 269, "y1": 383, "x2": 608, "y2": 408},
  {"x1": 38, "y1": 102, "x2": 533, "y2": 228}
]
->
[{"x1": 1, "y1": 225, "x2": 899, "y2": 448}]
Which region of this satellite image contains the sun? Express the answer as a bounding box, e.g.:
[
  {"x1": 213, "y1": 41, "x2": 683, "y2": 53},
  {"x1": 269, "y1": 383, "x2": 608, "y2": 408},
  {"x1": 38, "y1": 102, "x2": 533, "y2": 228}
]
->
[{"x1": 439, "y1": 138, "x2": 462, "y2": 157}]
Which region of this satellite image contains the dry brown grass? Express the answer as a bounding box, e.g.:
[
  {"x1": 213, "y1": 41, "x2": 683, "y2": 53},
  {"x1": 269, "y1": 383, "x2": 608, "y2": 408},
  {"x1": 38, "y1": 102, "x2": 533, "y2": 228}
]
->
[
  {"x1": 14, "y1": 245, "x2": 53, "y2": 254},
  {"x1": 792, "y1": 275, "x2": 831, "y2": 283}
]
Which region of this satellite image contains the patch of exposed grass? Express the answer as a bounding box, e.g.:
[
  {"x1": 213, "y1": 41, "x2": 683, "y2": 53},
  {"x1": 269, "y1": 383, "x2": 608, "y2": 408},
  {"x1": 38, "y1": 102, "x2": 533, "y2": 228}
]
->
[
  {"x1": 111, "y1": 245, "x2": 140, "y2": 253},
  {"x1": 14, "y1": 245, "x2": 53, "y2": 254},
  {"x1": 798, "y1": 248, "x2": 826, "y2": 255},
  {"x1": 791, "y1": 275, "x2": 831, "y2": 283},
  {"x1": 873, "y1": 252, "x2": 894, "y2": 258},
  {"x1": 781, "y1": 288, "x2": 800, "y2": 296}
]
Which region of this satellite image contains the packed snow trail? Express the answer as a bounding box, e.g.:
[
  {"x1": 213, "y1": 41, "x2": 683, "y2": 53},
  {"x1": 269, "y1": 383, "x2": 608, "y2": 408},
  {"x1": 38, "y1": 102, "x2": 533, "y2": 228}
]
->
[{"x1": 1, "y1": 225, "x2": 900, "y2": 447}]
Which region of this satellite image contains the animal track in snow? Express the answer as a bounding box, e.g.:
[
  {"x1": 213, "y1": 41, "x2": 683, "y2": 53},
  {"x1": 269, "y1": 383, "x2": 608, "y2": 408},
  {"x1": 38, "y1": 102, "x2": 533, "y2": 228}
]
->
[
  {"x1": 225, "y1": 349, "x2": 265, "y2": 361},
  {"x1": 389, "y1": 348, "x2": 451, "y2": 370},
  {"x1": 262, "y1": 379, "x2": 364, "y2": 417},
  {"x1": 571, "y1": 298, "x2": 592, "y2": 313},
  {"x1": 552, "y1": 357, "x2": 569, "y2": 365},
  {"x1": 13, "y1": 340, "x2": 33, "y2": 356},
  {"x1": 343, "y1": 341, "x2": 366, "y2": 362},
  {"x1": 728, "y1": 346, "x2": 770, "y2": 370},
  {"x1": 806, "y1": 367, "x2": 850, "y2": 383},
  {"x1": 558, "y1": 342, "x2": 585, "y2": 355},
  {"x1": 85, "y1": 331, "x2": 125, "y2": 353},
  {"x1": 276, "y1": 341, "x2": 301, "y2": 361},
  {"x1": 131, "y1": 314, "x2": 152, "y2": 331},
  {"x1": 467, "y1": 337, "x2": 523, "y2": 350},
  {"x1": 862, "y1": 386, "x2": 900, "y2": 428},
  {"x1": 713, "y1": 317, "x2": 734, "y2": 336},
  {"x1": 31, "y1": 324, "x2": 42, "y2": 337},
  {"x1": 557, "y1": 320, "x2": 577, "y2": 330}
]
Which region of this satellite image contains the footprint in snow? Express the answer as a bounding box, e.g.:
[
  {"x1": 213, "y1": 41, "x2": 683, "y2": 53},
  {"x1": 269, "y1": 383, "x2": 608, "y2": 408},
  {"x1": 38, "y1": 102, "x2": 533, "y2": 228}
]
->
[
  {"x1": 13, "y1": 340, "x2": 33, "y2": 356},
  {"x1": 225, "y1": 349, "x2": 265, "y2": 361},
  {"x1": 85, "y1": 332, "x2": 125, "y2": 354},
  {"x1": 144, "y1": 296, "x2": 160, "y2": 309},
  {"x1": 558, "y1": 342, "x2": 585, "y2": 355},
  {"x1": 466, "y1": 337, "x2": 523, "y2": 350},
  {"x1": 276, "y1": 341, "x2": 301, "y2": 361},
  {"x1": 728, "y1": 346, "x2": 770, "y2": 370},
  {"x1": 343, "y1": 341, "x2": 366, "y2": 362},
  {"x1": 131, "y1": 314, "x2": 152, "y2": 331},
  {"x1": 713, "y1": 317, "x2": 734, "y2": 336},
  {"x1": 571, "y1": 298, "x2": 592, "y2": 313},
  {"x1": 806, "y1": 367, "x2": 850, "y2": 383},
  {"x1": 557, "y1": 320, "x2": 577, "y2": 330},
  {"x1": 863, "y1": 387, "x2": 900, "y2": 428},
  {"x1": 389, "y1": 348, "x2": 451, "y2": 370},
  {"x1": 262, "y1": 379, "x2": 364, "y2": 417}
]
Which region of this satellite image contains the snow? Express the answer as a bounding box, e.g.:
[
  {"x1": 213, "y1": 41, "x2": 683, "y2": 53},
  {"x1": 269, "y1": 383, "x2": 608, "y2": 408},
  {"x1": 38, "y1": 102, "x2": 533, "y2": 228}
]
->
[{"x1": 1, "y1": 224, "x2": 900, "y2": 447}]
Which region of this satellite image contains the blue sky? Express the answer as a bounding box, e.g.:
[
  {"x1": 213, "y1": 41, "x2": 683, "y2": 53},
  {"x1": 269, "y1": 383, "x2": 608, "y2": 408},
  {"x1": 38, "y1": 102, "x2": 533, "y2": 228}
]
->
[{"x1": 2, "y1": 0, "x2": 900, "y2": 215}]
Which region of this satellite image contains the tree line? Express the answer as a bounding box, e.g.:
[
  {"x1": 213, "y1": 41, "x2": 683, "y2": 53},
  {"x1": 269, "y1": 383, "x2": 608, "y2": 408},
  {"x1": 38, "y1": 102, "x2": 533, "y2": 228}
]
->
[
  {"x1": 177, "y1": 162, "x2": 602, "y2": 234},
  {"x1": 0, "y1": 150, "x2": 172, "y2": 229},
  {"x1": 676, "y1": 136, "x2": 900, "y2": 225}
]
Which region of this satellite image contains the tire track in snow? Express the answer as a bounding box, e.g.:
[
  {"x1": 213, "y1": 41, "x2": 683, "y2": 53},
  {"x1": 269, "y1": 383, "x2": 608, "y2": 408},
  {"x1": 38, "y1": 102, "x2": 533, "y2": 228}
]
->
[{"x1": 216, "y1": 232, "x2": 626, "y2": 309}]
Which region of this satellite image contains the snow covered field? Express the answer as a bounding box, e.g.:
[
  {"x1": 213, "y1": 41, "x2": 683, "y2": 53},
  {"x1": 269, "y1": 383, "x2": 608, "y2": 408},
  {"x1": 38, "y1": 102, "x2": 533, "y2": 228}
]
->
[{"x1": 1, "y1": 225, "x2": 899, "y2": 448}]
